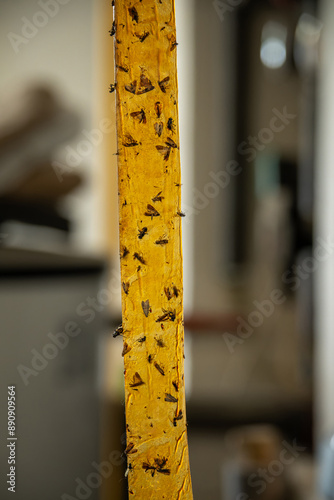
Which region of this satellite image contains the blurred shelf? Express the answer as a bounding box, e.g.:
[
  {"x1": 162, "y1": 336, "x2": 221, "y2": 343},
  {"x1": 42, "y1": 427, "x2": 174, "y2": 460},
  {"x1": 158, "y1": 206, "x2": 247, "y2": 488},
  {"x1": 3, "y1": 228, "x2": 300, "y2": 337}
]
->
[
  {"x1": 187, "y1": 392, "x2": 312, "y2": 424},
  {"x1": 0, "y1": 246, "x2": 106, "y2": 277},
  {"x1": 187, "y1": 391, "x2": 313, "y2": 449}
]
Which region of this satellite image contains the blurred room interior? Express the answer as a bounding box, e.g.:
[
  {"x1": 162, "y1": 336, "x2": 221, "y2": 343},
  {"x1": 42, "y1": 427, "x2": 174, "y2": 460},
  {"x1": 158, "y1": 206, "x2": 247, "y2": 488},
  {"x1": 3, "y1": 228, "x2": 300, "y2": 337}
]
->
[{"x1": 1, "y1": 0, "x2": 334, "y2": 498}]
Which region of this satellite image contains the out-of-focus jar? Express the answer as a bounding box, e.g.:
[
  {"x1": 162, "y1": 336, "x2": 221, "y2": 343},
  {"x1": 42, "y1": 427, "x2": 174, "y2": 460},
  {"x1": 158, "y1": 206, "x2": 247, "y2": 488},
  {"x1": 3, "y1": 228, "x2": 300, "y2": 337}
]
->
[{"x1": 221, "y1": 425, "x2": 296, "y2": 500}]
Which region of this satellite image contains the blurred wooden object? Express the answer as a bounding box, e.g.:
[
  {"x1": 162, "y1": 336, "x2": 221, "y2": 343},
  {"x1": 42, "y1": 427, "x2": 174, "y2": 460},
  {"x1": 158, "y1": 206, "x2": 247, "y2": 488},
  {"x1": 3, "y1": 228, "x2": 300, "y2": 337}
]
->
[
  {"x1": 0, "y1": 86, "x2": 80, "y2": 195},
  {"x1": 0, "y1": 87, "x2": 58, "y2": 148},
  {"x1": 3, "y1": 162, "x2": 81, "y2": 202},
  {"x1": 0, "y1": 86, "x2": 82, "y2": 238},
  {"x1": 185, "y1": 312, "x2": 240, "y2": 333}
]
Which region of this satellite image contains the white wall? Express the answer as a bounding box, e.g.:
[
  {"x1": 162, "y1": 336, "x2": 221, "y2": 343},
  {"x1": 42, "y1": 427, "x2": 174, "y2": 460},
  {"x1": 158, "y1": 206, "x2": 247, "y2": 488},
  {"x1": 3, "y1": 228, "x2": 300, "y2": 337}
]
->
[
  {"x1": 191, "y1": 0, "x2": 237, "y2": 313},
  {"x1": 0, "y1": 0, "x2": 101, "y2": 252},
  {"x1": 175, "y1": 0, "x2": 196, "y2": 312},
  {"x1": 315, "y1": 0, "x2": 334, "y2": 441}
]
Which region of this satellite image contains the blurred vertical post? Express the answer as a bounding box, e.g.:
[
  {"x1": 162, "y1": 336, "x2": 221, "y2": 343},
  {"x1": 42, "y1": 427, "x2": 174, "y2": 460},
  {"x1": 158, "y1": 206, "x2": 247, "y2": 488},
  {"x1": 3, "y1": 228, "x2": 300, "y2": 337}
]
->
[
  {"x1": 95, "y1": 3, "x2": 123, "y2": 499},
  {"x1": 114, "y1": 0, "x2": 193, "y2": 498}
]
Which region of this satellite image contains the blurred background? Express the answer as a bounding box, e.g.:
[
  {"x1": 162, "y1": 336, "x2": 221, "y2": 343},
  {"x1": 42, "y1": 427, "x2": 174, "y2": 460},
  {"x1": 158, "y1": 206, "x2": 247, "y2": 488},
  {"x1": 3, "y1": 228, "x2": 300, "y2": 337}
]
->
[{"x1": 0, "y1": 0, "x2": 333, "y2": 498}]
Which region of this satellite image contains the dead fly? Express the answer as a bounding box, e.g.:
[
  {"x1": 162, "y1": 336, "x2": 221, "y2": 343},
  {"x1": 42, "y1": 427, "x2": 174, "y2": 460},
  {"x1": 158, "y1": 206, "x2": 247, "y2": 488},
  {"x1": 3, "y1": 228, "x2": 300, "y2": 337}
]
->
[
  {"x1": 165, "y1": 137, "x2": 177, "y2": 149},
  {"x1": 154, "y1": 457, "x2": 170, "y2": 474},
  {"x1": 164, "y1": 286, "x2": 179, "y2": 300},
  {"x1": 141, "y1": 299, "x2": 150, "y2": 317},
  {"x1": 156, "y1": 309, "x2": 176, "y2": 322},
  {"x1": 152, "y1": 191, "x2": 164, "y2": 202},
  {"x1": 154, "y1": 101, "x2": 162, "y2": 118},
  {"x1": 109, "y1": 83, "x2": 116, "y2": 93},
  {"x1": 130, "y1": 109, "x2": 146, "y2": 124},
  {"x1": 142, "y1": 462, "x2": 156, "y2": 476},
  {"x1": 165, "y1": 286, "x2": 179, "y2": 300},
  {"x1": 124, "y1": 442, "x2": 137, "y2": 455},
  {"x1": 173, "y1": 410, "x2": 183, "y2": 426},
  {"x1": 123, "y1": 134, "x2": 138, "y2": 147},
  {"x1": 135, "y1": 31, "x2": 149, "y2": 42},
  {"x1": 154, "y1": 362, "x2": 165, "y2": 376},
  {"x1": 122, "y1": 342, "x2": 131, "y2": 356},
  {"x1": 113, "y1": 324, "x2": 123, "y2": 338},
  {"x1": 142, "y1": 458, "x2": 170, "y2": 477},
  {"x1": 137, "y1": 336, "x2": 146, "y2": 343},
  {"x1": 122, "y1": 282, "x2": 130, "y2": 294},
  {"x1": 157, "y1": 468, "x2": 171, "y2": 476},
  {"x1": 129, "y1": 372, "x2": 144, "y2": 387},
  {"x1": 134, "y1": 252, "x2": 146, "y2": 264},
  {"x1": 177, "y1": 211, "x2": 185, "y2": 217},
  {"x1": 154, "y1": 122, "x2": 163, "y2": 137},
  {"x1": 156, "y1": 145, "x2": 170, "y2": 161},
  {"x1": 128, "y1": 6, "x2": 139, "y2": 23},
  {"x1": 125, "y1": 80, "x2": 137, "y2": 94},
  {"x1": 156, "y1": 138, "x2": 177, "y2": 161},
  {"x1": 109, "y1": 21, "x2": 116, "y2": 36},
  {"x1": 167, "y1": 117, "x2": 175, "y2": 133},
  {"x1": 138, "y1": 227, "x2": 147, "y2": 239},
  {"x1": 172, "y1": 381, "x2": 179, "y2": 392},
  {"x1": 155, "y1": 238, "x2": 168, "y2": 245},
  {"x1": 144, "y1": 204, "x2": 160, "y2": 218},
  {"x1": 158, "y1": 76, "x2": 170, "y2": 93},
  {"x1": 168, "y1": 33, "x2": 178, "y2": 51},
  {"x1": 117, "y1": 64, "x2": 129, "y2": 73},
  {"x1": 121, "y1": 246, "x2": 130, "y2": 258},
  {"x1": 155, "y1": 337, "x2": 165, "y2": 348},
  {"x1": 165, "y1": 393, "x2": 178, "y2": 403},
  {"x1": 148, "y1": 354, "x2": 153, "y2": 363},
  {"x1": 137, "y1": 73, "x2": 155, "y2": 95}
]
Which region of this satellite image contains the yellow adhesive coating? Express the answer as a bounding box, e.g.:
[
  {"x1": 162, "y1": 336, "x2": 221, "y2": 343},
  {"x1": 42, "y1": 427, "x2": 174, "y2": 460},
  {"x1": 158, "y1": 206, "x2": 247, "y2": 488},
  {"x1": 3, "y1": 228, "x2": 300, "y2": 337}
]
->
[{"x1": 114, "y1": 1, "x2": 193, "y2": 498}]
